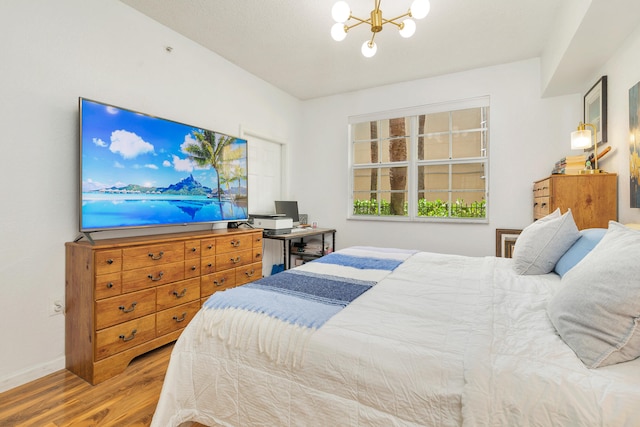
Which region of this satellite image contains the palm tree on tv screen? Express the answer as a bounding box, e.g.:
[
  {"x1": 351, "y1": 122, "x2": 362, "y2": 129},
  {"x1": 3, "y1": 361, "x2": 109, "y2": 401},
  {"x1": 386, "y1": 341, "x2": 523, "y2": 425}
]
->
[{"x1": 184, "y1": 129, "x2": 237, "y2": 200}]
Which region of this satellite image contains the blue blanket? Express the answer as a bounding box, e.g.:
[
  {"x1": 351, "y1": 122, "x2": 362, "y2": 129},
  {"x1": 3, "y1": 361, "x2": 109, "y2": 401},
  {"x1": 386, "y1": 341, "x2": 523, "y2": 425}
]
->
[
  {"x1": 200, "y1": 247, "x2": 417, "y2": 365},
  {"x1": 203, "y1": 248, "x2": 413, "y2": 329}
]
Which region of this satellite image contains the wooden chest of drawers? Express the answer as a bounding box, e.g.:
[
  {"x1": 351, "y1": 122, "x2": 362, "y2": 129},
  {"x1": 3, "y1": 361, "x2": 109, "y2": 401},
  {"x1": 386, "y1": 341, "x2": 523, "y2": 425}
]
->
[
  {"x1": 533, "y1": 174, "x2": 618, "y2": 229},
  {"x1": 65, "y1": 228, "x2": 262, "y2": 385}
]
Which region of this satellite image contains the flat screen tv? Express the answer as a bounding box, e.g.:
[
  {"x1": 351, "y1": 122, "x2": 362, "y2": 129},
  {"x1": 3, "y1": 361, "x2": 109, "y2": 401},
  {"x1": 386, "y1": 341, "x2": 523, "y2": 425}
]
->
[{"x1": 79, "y1": 98, "x2": 248, "y2": 233}]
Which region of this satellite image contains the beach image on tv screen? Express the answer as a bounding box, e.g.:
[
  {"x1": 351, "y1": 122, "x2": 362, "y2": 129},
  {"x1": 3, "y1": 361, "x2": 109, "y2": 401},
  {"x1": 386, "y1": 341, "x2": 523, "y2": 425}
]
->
[{"x1": 80, "y1": 98, "x2": 248, "y2": 231}]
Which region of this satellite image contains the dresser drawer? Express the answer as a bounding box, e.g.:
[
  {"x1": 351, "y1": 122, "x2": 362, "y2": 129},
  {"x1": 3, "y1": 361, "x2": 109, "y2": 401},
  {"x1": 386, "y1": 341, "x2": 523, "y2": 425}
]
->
[
  {"x1": 252, "y1": 232, "x2": 263, "y2": 248},
  {"x1": 534, "y1": 196, "x2": 551, "y2": 219},
  {"x1": 95, "y1": 314, "x2": 156, "y2": 361},
  {"x1": 184, "y1": 240, "x2": 201, "y2": 260},
  {"x1": 201, "y1": 238, "x2": 216, "y2": 257},
  {"x1": 236, "y1": 262, "x2": 262, "y2": 286},
  {"x1": 95, "y1": 272, "x2": 122, "y2": 300},
  {"x1": 184, "y1": 259, "x2": 200, "y2": 278},
  {"x1": 216, "y1": 248, "x2": 253, "y2": 270},
  {"x1": 216, "y1": 234, "x2": 253, "y2": 254},
  {"x1": 533, "y1": 178, "x2": 551, "y2": 197},
  {"x1": 201, "y1": 256, "x2": 216, "y2": 275},
  {"x1": 121, "y1": 261, "x2": 185, "y2": 292},
  {"x1": 156, "y1": 300, "x2": 200, "y2": 336},
  {"x1": 95, "y1": 249, "x2": 122, "y2": 275},
  {"x1": 201, "y1": 269, "x2": 236, "y2": 298},
  {"x1": 95, "y1": 288, "x2": 156, "y2": 330},
  {"x1": 122, "y1": 242, "x2": 185, "y2": 270},
  {"x1": 156, "y1": 277, "x2": 200, "y2": 310},
  {"x1": 253, "y1": 248, "x2": 263, "y2": 263}
]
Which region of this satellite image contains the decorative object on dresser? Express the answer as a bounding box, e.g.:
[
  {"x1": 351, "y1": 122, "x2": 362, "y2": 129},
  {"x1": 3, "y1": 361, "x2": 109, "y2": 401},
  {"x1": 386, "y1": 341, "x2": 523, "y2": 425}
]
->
[
  {"x1": 532, "y1": 174, "x2": 617, "y2": 230},
  {"x1": 571, "y1": 121, "x2": 605, "y2": 173},
  {"x1": 65, "y1": 228, "x2": 263, "y2": 385}
]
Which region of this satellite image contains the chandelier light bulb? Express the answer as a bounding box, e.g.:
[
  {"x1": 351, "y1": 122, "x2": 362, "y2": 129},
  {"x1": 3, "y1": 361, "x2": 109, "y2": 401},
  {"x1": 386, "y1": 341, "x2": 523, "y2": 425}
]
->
[
  {"x1": 399, "y1": 19, "x2": 416, "y2": 38},
  {"x1": 331, "y1": 23, "x2": 348, "y2": 41},
  {"x1": 361, "y1": 40, "x2": 377, "y2": 58},
  {"x1": 332, "y1": 1, "x2": 351, "y2": 23},
  {"x1": 410, "y1": 0, "x2": 431, "y2": 19}
]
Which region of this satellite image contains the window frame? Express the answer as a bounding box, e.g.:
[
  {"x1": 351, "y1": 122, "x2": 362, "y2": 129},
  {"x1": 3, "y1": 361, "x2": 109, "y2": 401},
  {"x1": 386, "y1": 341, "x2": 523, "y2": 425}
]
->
[{"x1": 347, "y1": 97, "x2": 490, "y2": 223}]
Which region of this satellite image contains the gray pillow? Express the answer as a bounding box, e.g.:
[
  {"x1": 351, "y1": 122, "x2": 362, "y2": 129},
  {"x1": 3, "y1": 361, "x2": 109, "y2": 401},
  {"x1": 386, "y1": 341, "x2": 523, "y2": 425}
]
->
[
  {"x1": 512, "y1": 209, "x2": 580, "y2": 275},
  {"x1": 547, "y1": 221, "x2": 640, "y2": 368}
]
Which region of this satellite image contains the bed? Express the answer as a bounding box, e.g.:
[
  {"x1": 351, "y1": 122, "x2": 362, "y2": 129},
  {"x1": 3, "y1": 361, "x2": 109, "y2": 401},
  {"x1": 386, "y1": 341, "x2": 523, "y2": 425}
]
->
[{"x1": 151, "y1": 215, "x2": 640, "y2": 427}]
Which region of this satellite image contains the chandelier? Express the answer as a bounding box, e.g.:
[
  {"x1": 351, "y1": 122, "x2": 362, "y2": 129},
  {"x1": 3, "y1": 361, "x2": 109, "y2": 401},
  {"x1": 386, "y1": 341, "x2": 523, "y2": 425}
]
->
[{"x1": 330, "y1": 0, "x2": 431, "y2": 58}]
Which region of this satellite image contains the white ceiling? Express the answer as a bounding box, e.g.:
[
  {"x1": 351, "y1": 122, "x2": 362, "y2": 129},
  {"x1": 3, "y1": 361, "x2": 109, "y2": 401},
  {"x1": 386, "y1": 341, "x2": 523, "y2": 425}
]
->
[{"x1": 118, "y1": 0, "x2": 639, "y2": 100}]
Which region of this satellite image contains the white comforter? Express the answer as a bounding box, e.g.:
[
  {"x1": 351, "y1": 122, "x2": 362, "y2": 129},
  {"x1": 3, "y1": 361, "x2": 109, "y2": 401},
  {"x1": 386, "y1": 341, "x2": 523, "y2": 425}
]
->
[{"x1": 152, "y1": 251, "x2": 640, "y2": 427}]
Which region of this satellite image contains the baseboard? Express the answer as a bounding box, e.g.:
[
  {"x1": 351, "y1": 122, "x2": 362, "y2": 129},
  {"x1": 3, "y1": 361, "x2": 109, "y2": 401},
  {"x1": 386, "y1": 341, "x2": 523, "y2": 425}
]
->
[{"x1": 0, "y1": 356, "x2": 66, "y2": 393}]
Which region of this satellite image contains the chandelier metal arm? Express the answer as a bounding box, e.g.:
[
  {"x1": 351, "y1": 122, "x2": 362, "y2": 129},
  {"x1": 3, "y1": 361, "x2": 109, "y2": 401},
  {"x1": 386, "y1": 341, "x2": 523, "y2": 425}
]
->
[
  {"x1": 382, "y1": 11, "x2": 412, "y2": 27},
  {"x1": 367, "y1": 31, "x2": 378, "y2": 47},
  {"x1": 344, "y1": 15, "x2": 371, "y2": 32}
]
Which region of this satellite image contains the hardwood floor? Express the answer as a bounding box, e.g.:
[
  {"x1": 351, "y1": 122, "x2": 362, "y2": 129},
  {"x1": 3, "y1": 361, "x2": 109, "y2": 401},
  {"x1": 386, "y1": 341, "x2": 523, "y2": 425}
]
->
[{"x1": 0, "y1": 343, "x2": 205, "y2": 427}]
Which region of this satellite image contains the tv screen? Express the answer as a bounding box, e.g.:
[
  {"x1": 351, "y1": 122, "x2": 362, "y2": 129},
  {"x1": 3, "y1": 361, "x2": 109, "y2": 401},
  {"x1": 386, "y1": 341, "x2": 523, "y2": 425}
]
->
[{"x1": 79, "y1": 98, "x2": 248, "y2": 232}]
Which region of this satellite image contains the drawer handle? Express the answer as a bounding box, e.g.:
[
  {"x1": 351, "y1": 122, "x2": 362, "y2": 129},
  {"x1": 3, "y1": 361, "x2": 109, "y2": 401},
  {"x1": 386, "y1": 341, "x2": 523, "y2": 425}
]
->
[
  {"x1": 214, "y1": 278, "x2": 226, "y2": 287},
  {"x1": 173, "y1": 312, "x2": 187, "y2": 323},
  {"x1": 207, "y1": 244, "x2": 213, "y2": 250},
  {"x1": 147, "y1": 271, "x2": 164, "y2": 282},
  {"x1": 106, "y1": 259, "x2": 114, "y2": 265},
  {"x1": 206, "y1": 263, "x2": 213, "y2": 268},
  {"x1": 190, "y1": 265, "x2": 197, "y2": 271},
  {"x1": 119, "y1": 329, "x2": 137, "y2": 342},
  {"x1": 119, "y1": 302, "x2": 137, "y2": 313},
  {"x1": 172, "y1": 288, "x2": 187, "y2": 298},
  {"x1": 245, "y1": 269, "x2": 256, "y2": 278},
  {"x1": 230, "y1": 256, "x2": 241, "y2": 264},
  {"x1": 148, "y1": 251, "x2": 164, "y2": 260},
  {"x1": 541, "y1": 203, "x2": 547, "y2": 207},
  {"x1": 533, "y1": 202, "x2": 538, "y2": 207},
  {"x1": 106, "y1": 282, "x2": 114, "y2": 289},
  {"x1": 230, "y1": 240, "x2": 240, "y2": 247},
  {"x1": 255, "y1": 253, "x2": 262, "y2": 259},
  {"x1": 190, "y1": 247, "x2": 197, "y2": 252}
]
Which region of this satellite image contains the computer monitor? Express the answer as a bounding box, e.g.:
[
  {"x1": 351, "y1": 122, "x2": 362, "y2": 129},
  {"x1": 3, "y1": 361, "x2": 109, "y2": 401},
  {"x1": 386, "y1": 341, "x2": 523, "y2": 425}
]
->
[{"x1": 275, "y1": 201, "x2": 300, "y2": 226}]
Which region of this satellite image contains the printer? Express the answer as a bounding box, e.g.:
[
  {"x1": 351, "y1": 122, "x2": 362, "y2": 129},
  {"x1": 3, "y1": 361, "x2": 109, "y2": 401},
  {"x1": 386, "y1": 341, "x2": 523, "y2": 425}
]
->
[{"x1": 249, "y1": 214, "x2": 293, "y2": 235}]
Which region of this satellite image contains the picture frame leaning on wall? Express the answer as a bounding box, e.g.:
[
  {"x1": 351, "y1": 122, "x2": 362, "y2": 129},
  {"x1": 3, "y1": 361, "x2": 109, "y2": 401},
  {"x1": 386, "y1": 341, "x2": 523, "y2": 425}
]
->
[{"x1": 584, "y1": 75, "x2": 608, "y2": 148}]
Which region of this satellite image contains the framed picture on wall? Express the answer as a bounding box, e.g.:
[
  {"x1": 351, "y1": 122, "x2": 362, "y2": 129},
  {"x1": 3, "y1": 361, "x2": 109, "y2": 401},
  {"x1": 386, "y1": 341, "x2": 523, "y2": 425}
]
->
[
  {"x1": 495, "y1": 229, "x2": 522, "y2": 258},
  {"x1": 584, "y1": 76, "x2": 608, "y2": 147}
]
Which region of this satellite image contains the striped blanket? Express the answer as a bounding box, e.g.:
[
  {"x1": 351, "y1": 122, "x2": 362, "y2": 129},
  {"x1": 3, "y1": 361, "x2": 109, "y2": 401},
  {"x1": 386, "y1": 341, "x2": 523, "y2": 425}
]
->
[{"x1": 200, "y1": 246, "x2": 417, "y2": 366}]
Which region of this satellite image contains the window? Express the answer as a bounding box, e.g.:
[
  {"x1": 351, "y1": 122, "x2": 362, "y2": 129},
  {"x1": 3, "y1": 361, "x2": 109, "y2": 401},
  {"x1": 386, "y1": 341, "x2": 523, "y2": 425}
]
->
[{"x1": 349, "y1": 98, "x2": 489, "y2": 222}]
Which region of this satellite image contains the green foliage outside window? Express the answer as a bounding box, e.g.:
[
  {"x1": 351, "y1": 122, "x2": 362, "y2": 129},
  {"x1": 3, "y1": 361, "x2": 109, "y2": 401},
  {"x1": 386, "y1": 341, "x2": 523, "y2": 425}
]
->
[{"x1": 353, "y1": 198, "x2": 486, "y2": 218}]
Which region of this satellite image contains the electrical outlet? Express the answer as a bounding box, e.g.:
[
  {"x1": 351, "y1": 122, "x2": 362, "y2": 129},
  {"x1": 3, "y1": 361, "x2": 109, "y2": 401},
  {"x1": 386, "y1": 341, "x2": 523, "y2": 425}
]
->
[{"x1": 49, "y1": 298, "x2": 64, "y2": 316}]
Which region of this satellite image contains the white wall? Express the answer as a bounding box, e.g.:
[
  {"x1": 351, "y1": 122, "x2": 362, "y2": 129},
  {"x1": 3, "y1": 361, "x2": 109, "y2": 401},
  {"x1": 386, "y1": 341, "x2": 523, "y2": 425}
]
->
[
  {"x1": 296, "y1": 59, "x2": 582, "y2": 256},
  {"x1": 0, "y1": 0, "x2": 301, "y2": 392},
  {"x1": 594, "y1": 24, "x2": 640, "y2": 224}
]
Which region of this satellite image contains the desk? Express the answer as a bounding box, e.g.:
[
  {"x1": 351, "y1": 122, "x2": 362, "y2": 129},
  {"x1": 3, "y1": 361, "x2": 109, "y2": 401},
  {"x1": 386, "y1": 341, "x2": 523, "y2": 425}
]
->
[{"x1": 263, "y1": 228, "x2": 336, "y2": 270}]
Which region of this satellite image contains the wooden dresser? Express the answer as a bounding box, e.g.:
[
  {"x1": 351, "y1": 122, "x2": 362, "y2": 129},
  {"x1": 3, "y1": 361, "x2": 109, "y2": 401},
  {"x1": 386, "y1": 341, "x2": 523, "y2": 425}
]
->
[
  {"x1": 65, "y1": 228, "x2": 263, "y2": 385},
  {"x1": 533, "y1": 174, "x2": 617, "y2": 229}
]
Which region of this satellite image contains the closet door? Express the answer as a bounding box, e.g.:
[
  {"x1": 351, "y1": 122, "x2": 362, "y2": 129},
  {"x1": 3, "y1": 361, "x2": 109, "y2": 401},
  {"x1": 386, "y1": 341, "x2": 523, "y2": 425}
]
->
[{"x1": 246, "y1": 133, "x2": 285, "y2": 276}]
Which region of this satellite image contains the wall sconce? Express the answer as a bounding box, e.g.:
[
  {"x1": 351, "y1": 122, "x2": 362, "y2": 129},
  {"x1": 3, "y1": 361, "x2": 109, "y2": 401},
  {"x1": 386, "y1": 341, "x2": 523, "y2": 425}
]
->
[{"x1": 571, "y1": 122, "x2": 605, "y2": 174}]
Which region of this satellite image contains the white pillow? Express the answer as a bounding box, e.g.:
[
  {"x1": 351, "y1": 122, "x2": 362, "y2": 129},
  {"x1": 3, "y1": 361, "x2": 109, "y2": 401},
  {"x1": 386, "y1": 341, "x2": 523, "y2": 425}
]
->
[
  {"x1": 512, "y1": 209, "x2": 580, "y2": 275},
  {"x1": 547, "y1": 221, "x2": 640, "y2": 368}
]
